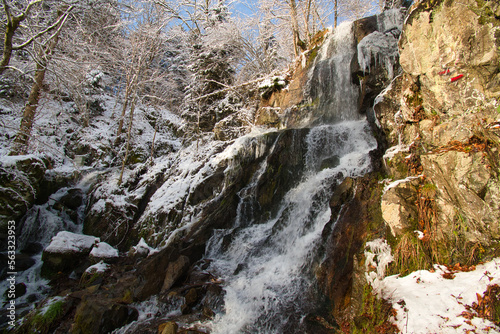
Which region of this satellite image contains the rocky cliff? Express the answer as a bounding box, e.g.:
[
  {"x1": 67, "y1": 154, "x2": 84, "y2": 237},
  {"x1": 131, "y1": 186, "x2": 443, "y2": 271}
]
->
[
  {"x1": 335, "y1": 0, "x2": 500, "y2": 331},
  {"x1": 377, "y1": 0, "x2": 500, "y2": 269}
]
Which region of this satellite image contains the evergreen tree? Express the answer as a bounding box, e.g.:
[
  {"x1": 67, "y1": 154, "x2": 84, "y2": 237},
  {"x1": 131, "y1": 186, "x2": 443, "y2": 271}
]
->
[{"x1": 183, "y1": 1, "x2": 243, "y2": 132}]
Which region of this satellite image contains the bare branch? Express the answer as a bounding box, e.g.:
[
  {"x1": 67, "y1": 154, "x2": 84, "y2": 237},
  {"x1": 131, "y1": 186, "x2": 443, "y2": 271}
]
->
[
  {"x1": 13, "y1": 6, "x2": 74, "y2": 50},
  {"x1": 2, "y1": 0, "x2": 13, "y2": 26},
  {"x1": 191, "y1": 76, "x2": 268, "y2": 102},
  {"x1": 20, "y1": 0, "x2": 44, "y2": 20}
]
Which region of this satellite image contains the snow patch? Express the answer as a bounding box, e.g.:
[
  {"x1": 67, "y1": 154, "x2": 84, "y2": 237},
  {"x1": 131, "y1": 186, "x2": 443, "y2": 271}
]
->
[
  {"x1": 258, "y1": 76, "x2": 286, "y2": 90},
  {"x1": 383, "y1": 144, "x2": 409, "y2": 161},
  {"x1": 90, "y1": 241, "x2": 119, "y2": 258},
  {"x1": 132, "y1": 237, "x2": 158, "y2": 257},
  {"x1": 383, "y1": 175, "x2": 423, "y2": 194},
  {"x1": 377, "y1": 259, "x2": 500, "y2": 333},
  {"x1": 0, "y1": 154, "x2": 43, "y2": 167},
  {"x1": 85, "y1": 261, "x2": 110, "y2": 273}
]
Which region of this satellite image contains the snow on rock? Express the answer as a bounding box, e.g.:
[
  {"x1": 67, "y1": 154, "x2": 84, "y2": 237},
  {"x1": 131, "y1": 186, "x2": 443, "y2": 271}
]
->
[
  {"x1": 45, "y1": 231, "x2": 99, "y2": 254},
  {"x1": 131, "y1": 238, "x2": 158, "y2": 257},
  {"x1": 382, "y1": 175, "x2": 423, "y2": 195},
  {"x1": 85, "y1": 260, "x2": 110, "y2": 274},
  {"x1": 375, "y1": 256, "x2": 500, "y2": 333},
  {"x1": 383, "y1": 144, "x2": 409, "y2": 161},
  {"x1": 0, "y1": 154, "x2": 43, "y2": 168},
  {"x1": 90, "y1": 241, "x2": 119, "y2": 259}
]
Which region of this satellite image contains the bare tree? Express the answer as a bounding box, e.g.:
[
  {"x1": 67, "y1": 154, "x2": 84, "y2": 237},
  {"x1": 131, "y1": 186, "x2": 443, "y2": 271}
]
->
[
  {"x1": 116, "y1": 3, "x2": 171, "y2": 185},
  {"x1": 9, "y1": 5, "x2": 73, "y2": 155},
  {"x1": 0, "y1": 0, "x2": 73, "y2": 75},
  {"x1": 338, "y1": 0, "x2": 378, "y2": 21},
  {"x1": 49, "y1": 0, "x2": 125, "y2": 127}
]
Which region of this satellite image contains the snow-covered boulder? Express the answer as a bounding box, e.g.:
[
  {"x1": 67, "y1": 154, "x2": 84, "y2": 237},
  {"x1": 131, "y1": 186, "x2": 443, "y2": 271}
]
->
[
  {"x1": 90, "y1": 241, "x2": 119, "y2": 263},
  {"x1": 41, "y1": 231, "x2": 99, "y2": 278}
]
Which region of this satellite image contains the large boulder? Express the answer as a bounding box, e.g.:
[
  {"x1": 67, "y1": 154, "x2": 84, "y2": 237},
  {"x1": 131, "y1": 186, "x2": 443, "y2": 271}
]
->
[
  {"x1": 72, "y1": 298, "x2": 138, "y2": 334},
  {"x1": 0, "y1": 155, "x2": 46, "y2": 231},
  {"x1": 41, "y1": 231, "x2": 99, "y2": 278},
  {"x1": 381, "y1": 178, "x2": 419, "y2": 237}
]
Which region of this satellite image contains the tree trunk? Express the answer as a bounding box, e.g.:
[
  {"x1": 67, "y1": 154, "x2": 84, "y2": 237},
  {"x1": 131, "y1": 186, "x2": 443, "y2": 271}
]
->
[
  {"x1": 9, "y1": 34, "x2": 60, "y2": 155},
  {"x1": 149, "y1": 117, "x2": 158, "y2": 163},
  {"x1": 289, "y1": 0, "x2": 306, "y2": 57},
  {"x1": 118, "y1": 94, "x2": 137, "y2": 185},
  {"x1": 114, "y1": 91, "x2": 130, "y2": 145},
  {"x1": 334, "y1": 0, "x2": 338, "y2": 28},
  {"x1": 0, "y1": 15, "x2": 21, "y2": 75}
]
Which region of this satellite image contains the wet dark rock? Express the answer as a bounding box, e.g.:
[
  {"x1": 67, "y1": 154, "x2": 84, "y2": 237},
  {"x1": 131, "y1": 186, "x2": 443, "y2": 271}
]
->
[
  {"x1": 317, "y1": 174, "x2": 385, "y2": 321},
  {"x1": 256, "y1": 128, "x2": 309, "y2": 220},
  {"x1": 188, "y1": 167, "x2": 225, "y2": 205},
  {"x1": 73, "y1": 298, "x2": 138, "y2": 334},
  {"x1": 37, "y1": 169, "x2": 81, "y2": 205},
  {"x1": 320, "y1": 156, "x2": 340, "y2": 170},
  {"x1": 159, "y1": 321, "x2": 178, "y2": 334},
  {"x1": 201, "y1": 284, "x2": 225, "y2": 316},
  {"x1": 15, "y1": 253, "x2": 36, "y2": 272},
  {"x1": 56, "y1": 188, "x2": 84, "y2": 211},
  {"x1": 0, "y1": 253, "x2": 36, "y2": 279},
  {"x1": 133, "y1": 247, "x2": 186, "y2": 300},
  {"x1": 0, "y1": 155, "x2": 46, "y2": 230},
  {"x1": 2, "y1": 282, "x2": 26, "y2": 299},
  {"x1": 353, "y1": 15, "x2": 378, "y2": 43},
  {"x1": 161, "y1": 255, "x2": 190, "y2": 292},
  {"x1": 21, "y1": 241, "x2": 44, "y2": 255},
  {"x1": 184, "y1": 288, "x2": 198, "y2": 306}
]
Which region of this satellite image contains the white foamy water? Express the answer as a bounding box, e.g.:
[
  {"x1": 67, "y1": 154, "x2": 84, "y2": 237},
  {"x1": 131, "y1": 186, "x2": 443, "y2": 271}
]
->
[
  {"x1": 306, "y1": 21, "x2": 361, "y2": 122},
  {"x1": 206, "y1": 120, "x2": 376, "y2": 333}
]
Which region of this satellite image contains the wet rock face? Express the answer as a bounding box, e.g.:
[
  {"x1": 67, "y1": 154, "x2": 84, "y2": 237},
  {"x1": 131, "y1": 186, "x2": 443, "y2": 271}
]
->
[
  {"x1": 255, "y1": 128, "x2": 309, "y2": 220},
  {"x1": 317, "y1": 175, "x2": 385, "y2": 321}
]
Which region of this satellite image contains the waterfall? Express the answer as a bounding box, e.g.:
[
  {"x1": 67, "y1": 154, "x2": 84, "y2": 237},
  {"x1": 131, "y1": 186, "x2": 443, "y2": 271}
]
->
[
  {"x1": 205, "y1": 21, "x2": 377, "y2": 333},
  {"x1": 306, "y1": 22, "x2": 361, "y2": 124}
]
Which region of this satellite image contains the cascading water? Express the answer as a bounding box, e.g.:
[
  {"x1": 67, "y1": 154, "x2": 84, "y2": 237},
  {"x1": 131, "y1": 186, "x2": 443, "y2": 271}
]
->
[
  {"x1": 306, "y1": 22, "x2": 361, "y2": 124},
  {"x1": 204, "y1": 22, "x2": 377, "y2": 333},
  {"x1": 0, "y1": 171, "x2": 96, "y2": 311}
]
